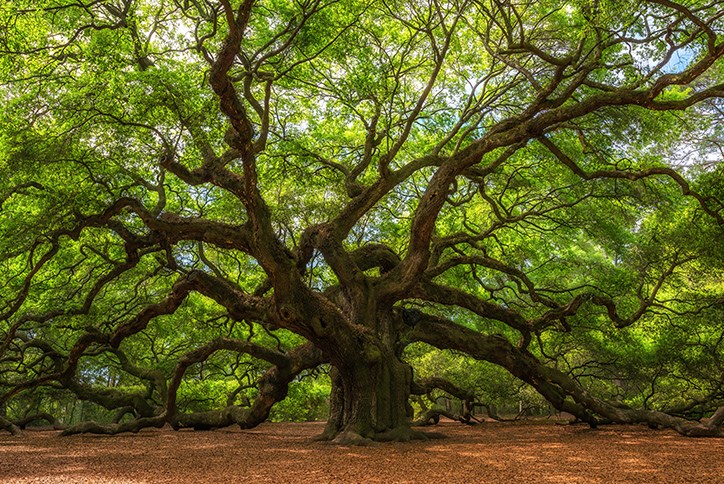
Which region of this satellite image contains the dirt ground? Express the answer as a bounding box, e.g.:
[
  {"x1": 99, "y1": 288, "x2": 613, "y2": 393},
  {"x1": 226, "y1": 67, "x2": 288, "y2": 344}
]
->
[{"x1": 1, "y1": 420, "x2": 723, "y2": 483}]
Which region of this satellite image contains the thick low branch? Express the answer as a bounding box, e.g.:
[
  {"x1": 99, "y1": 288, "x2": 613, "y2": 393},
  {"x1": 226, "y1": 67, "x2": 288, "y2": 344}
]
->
[
  {"x1": 411, "y1": 376, "x2": 477, "y2": 425},
  {"x1": 413, "y1": 408, "x2": 477, "y2": 427},
  {"x1": 0, "y1": 415, "x2": 22, "y2": 436},
  {"x1": 405, "y1": 309, "x2": 724, "y2": 437},
  {"x1": 63, "y1": 379, "x2": 156, "y2": 418},
  {"x1": 412, "y1": 377, "x2": 476, "y2": 403},
  {"x1": 404, "y1": 310, "x2": 594, "y2": 424},
  {"x1": 14, "y1": 412, "x2": 63, "y2": 430},
  {"x1": 58, "y1": 340, "x2": 323, "y2": 436},
  {"x1": 167, "y1": 340, "x2": 322, "y2": 430},
  {"x1": 61, "y1": 415, "x2": 166, "y2": 436},
  {"x1": 172, "y1": 344, "x2": 323, "y2": 431}
]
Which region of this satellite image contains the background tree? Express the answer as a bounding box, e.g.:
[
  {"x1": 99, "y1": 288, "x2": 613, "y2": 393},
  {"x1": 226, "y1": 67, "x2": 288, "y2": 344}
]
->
[{"x1": 1, "y1": 0, "x2": 723, "y2": 443}]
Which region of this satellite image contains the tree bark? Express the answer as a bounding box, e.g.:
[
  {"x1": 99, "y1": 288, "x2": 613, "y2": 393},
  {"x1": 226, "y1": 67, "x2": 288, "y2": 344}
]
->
[
  {"x1": 328, "y1": 351, "x2": 413, "y2": 443},
  {"x1": 315, "y1": 308, "x2": 434, "y2": 444},
  {"x1": 61, "y1": 416, "x2": 165, "y2": 436},
  {"x1": 15, "y1": 413, "x2": 64, "y2": 430},
  {"x1": 0, "y1": 415, "x2": 22, "y2": 436}
]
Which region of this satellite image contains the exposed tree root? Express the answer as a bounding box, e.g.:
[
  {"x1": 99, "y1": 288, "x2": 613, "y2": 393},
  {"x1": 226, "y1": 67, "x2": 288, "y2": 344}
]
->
[
  {"x1": 330, "y1": 430, "x2": 375, "y2": 446},
  {"x1": 311, "y1": 423, "x2": 339, "y2": 443},
  {"x1": 316, "y1": 425, "x2": 446, "y2": 445},
  {"x1": 374, "y1": 426, "x2": 446, "y2": 442}
]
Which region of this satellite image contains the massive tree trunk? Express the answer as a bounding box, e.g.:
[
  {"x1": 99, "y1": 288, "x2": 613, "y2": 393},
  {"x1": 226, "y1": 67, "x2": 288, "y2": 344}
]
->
[
  {"x1": 313, "y1": 307, "x2": 425, "y2": 444},
  {"x1": 321, "y1": 347, "x2": 413, "y2": 444}
]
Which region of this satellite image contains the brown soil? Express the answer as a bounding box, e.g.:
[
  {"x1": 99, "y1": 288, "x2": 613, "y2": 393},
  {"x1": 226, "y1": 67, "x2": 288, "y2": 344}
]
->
[{"x1": 1, "y1": 420, "x2": 723, "y2": 483}]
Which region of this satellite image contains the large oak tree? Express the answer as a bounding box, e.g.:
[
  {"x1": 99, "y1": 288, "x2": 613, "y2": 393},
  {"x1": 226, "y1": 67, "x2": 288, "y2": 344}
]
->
[{"x1": 1, "y1": 0, "x2": 723, "y2": 443}]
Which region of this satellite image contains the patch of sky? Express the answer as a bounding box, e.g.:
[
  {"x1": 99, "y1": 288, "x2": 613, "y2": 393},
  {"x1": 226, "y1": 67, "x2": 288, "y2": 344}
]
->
[
  {"x1": 661, "y1": 48, "x2": 696, "y2": 75},
  {"x1": 174, "y1": 241, "x2": 199, "y2": 269}
]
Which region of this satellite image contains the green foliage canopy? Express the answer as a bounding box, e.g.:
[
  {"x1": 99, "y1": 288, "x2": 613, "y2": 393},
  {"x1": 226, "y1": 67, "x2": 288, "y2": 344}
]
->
[{"x1": 0, "y1": 0, "x2": 723, "y2": 441}]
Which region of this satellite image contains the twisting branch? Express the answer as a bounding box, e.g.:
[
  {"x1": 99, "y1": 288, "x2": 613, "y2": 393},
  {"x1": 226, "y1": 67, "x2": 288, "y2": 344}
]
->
[
  {"x1": 0, "y1": 416, "x2": 22, "y2": 437},
  {"x1": 167, "y1": 341, "x2": 323, "y2": 431},
  {"x1": 539, "y1": 136, "x2": 724, "y2": 226},
  {"x1": 404, "y1": 308, "x2": 724, "y2": 437},
  {"x1": 411, "y1": 376, "x2": 478, "y2": 426}
]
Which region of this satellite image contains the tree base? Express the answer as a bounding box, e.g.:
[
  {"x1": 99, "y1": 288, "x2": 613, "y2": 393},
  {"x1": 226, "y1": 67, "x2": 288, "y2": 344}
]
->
[{"x1": 315, "y1": 425, "x2": 447, "y2": 445}]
